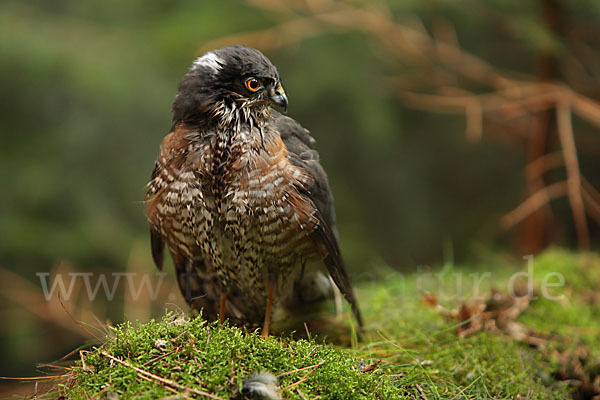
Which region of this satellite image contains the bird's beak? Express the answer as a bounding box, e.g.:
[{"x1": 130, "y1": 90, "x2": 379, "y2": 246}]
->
[{"x1": 268, "y1": 82, "x2": 288, "y2": 112}]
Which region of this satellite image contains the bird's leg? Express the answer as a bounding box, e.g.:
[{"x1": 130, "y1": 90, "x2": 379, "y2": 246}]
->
[
  {"x1": 219, "y1": 291, "x2": 227, "y2": 324},
  {"x1": 261, "y1": 280, "x2": 276, "y2": 338}
]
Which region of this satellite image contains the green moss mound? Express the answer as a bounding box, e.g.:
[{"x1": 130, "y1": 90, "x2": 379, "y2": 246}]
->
[
  {"x1": 65, "y1": 314, "x2": 402, "y2": 399},
  {"x1": 62, "y1": 249, "x2": 600, "y2": 399}
]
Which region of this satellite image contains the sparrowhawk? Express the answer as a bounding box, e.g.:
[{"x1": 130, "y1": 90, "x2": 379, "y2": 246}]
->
[{"x1": 145, "y1": 45, "x2": 362, "y2": 335}]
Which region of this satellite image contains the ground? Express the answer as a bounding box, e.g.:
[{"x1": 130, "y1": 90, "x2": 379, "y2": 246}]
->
[{"x1": 56, "y1": 249, "x2": 599, "y2": 399}]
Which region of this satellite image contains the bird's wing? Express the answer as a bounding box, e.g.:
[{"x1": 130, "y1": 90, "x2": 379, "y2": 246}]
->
[
  {"x1": 148, "y1": 162, "x2": 165, "y2": 270},
  {"x1": 274, "y1": 112, "x2": 363, "y2": 326}
]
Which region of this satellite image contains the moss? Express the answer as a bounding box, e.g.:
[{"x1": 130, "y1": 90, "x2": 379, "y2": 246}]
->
[
  {"x1": 518, "y1": 250, "x2": 600, "y2": 396},
  {"x1": 65, "y1": 315, "x2": 403, "y2": 399},
  {"x1": 355, "y1": 270, "x2": 570, "y2": 399},
  {"x1": 63, "y1": 249, "x2": 600, "y2": 399}
]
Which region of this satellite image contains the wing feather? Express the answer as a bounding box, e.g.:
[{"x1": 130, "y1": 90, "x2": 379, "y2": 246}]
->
[
  {"x1": 275, "y1": 112, "x2": 363, "y2": 326},
  {"x1": 148, "y1": 162, "x2": 165, "y2": 270}
]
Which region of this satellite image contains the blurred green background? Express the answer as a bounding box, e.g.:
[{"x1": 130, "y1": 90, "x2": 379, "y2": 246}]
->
[{"x1": 2, "y1": 0, "x2": 600, "y2": 390}]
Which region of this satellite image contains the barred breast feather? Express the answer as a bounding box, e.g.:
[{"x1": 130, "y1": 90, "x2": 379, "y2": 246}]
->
[{"x1": 146, "y1": 112, "x2": 362, "y2": 326}]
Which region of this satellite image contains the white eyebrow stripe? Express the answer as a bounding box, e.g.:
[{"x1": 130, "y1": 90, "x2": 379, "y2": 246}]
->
[{"x1": 192, "y1": 52, "x2": 224, "y2": 72}]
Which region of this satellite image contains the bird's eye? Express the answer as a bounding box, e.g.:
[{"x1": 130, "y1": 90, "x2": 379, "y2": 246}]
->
[{"x1": 245, "y1": 78, "x2": 261, "y2": 92}]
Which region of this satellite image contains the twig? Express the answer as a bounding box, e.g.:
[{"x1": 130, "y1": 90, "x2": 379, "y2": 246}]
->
[
  {"x1": 501, "y1": 182, "x2": 568, "y2": 229},
  {"x1": 58, "y1": 293, "x2": 104, "y2": 342},
  {"x1": 277, "y1": 361, "x2": 325, "y2": 378},
  {"x1": 303, "y1": 322, "x2": 311, "y2": 341},
  {"x1": 572, "y1": 93, "x2": 600, "y2": 128},
  {"x1": 524, "y1": 152, "x2": 564, "y2": 180},
  {"x1": 100, "y1": 351, "x2": 225, "y2": 400},
  {"x1": 138, "y1": 374, "x2": 180, "y2": 395},
  {"x1": 556, "y1": 101, "x2": 589, "y2": 249},
  {"x1": 0, "y1": 375, "x2": 68, "y2": 381},
  {"x1": 415, "y1": 384, "x2": 429, "y2": 400},
  {"x1": 582, "y1": 176, "x2": 600, "y2": 208},
  {"x1": 142, "y1": 349, "x2": 178, "y2": 367},
  {"x1": 582, "y1": 185, "x2": 600, "y2": 225},
  {"x1": 80, "y1": 351, "x2": 90, "y2": 372},
  {"x1": 157, "y1": 393, "x2": 194, "y2": 400},
  {"x1": 282, "y1": 361, "x2": 325, "y2": 391},
  {"x1": 296, "y1": 388, "x2": 309, "y2": 400},
  {"x1": 465, "y1": 99, "x2": 483, "y2": 141}
]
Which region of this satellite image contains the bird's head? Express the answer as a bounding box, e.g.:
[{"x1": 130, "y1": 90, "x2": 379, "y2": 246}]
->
[{"x1": 172, "y1": 45, "x2": 288, "y2": 126}]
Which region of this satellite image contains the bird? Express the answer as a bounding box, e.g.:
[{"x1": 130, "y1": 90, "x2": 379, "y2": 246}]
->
[{"x1": 145, "y1": 45, "x2": 362, "y2": 336}]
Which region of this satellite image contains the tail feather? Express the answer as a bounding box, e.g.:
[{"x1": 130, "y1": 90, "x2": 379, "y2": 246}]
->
[{"x1": 150, "y1": 228, "x2": 165, "y2": 270}]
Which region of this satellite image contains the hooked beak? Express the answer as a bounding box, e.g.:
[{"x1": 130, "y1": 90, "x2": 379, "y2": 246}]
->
[{"x1": 268, "y1": 82, "x2": 288, "y2": 112}]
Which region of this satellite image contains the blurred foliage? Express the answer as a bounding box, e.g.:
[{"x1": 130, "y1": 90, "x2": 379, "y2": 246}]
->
[{"x1": 2, "y1": 0, "x2": 600, "y2": 385}]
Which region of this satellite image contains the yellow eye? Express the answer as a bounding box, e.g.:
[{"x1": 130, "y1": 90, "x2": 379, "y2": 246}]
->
[{"x1": 245, "y1": 78, "x2": 261, "y2": 92}]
